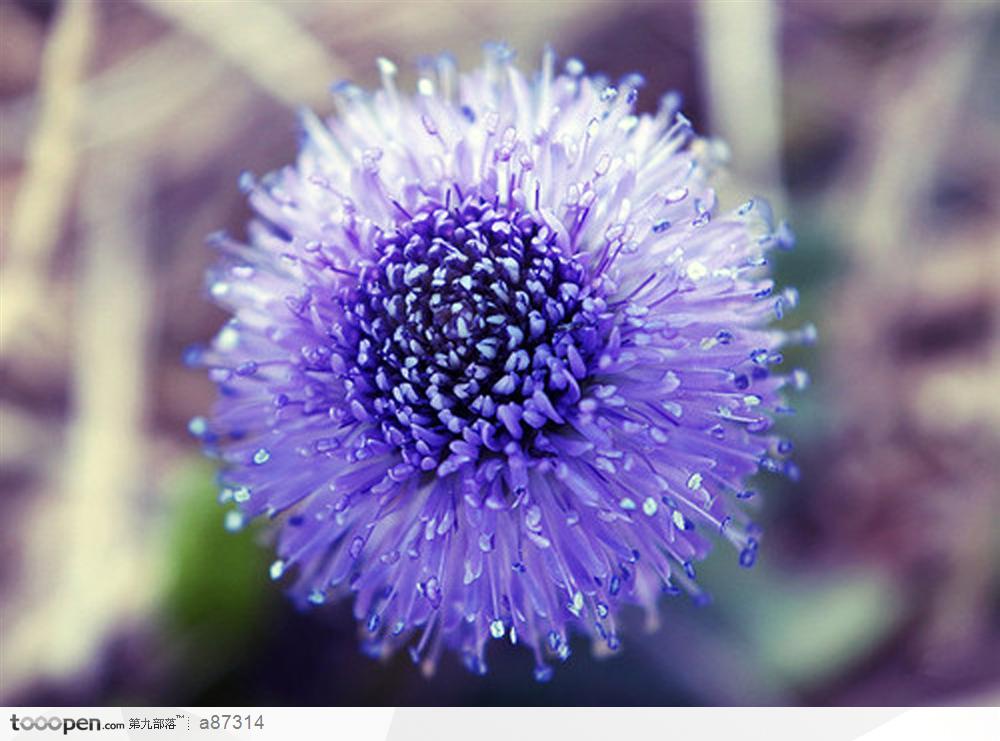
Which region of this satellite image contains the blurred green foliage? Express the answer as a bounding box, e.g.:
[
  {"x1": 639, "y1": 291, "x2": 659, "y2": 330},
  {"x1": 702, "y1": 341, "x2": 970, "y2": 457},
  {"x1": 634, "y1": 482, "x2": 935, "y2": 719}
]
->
[
  {"x1": 703, "y1": 554, "x2": 903, "y2": 690},
  {"x1": 161, "y1": 459, "x2": 275, "y2": 669}
]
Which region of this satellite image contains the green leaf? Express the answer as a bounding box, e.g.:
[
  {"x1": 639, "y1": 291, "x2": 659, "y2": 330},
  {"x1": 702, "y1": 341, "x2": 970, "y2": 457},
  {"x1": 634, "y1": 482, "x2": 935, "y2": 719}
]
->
[{"x1": 161, "y1": 458, "x2": 274, "y2": 663}]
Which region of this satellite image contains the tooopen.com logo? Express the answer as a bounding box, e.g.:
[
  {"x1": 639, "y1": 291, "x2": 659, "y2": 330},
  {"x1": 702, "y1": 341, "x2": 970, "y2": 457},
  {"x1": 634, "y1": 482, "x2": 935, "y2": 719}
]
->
[{"x1": 10, "y1": 715, "x2": 125, "y2": 734}]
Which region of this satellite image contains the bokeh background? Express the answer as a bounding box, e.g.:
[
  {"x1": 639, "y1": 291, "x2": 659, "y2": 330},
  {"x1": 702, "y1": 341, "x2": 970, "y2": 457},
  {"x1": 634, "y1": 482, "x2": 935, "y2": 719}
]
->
[{"x1": 2, "y1": 0, "x2": 999, "y2": 707}]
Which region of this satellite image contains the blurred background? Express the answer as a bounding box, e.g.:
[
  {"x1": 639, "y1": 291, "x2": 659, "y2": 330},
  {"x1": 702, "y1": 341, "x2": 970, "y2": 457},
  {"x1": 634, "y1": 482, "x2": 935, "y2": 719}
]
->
[{"x1": 1, "y1": 0, "x2": 999, "y2": 707}]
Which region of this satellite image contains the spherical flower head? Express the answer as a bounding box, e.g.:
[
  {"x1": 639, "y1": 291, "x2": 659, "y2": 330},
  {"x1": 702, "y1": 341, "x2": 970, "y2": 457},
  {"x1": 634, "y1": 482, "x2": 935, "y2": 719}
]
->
[{"x1": 191, "y1": 46, "x2": 806, "y2": 681}]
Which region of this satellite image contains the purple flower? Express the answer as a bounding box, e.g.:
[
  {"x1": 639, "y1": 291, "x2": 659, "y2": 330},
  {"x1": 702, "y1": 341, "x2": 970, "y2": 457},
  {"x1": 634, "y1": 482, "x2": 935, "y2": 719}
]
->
[{"x1": 191, "y1": 47, "x2": 804, "y2": 681}]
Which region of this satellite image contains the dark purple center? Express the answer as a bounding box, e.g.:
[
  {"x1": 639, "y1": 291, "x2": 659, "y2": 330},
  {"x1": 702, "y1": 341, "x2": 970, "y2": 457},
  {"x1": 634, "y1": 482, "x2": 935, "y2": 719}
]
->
[{"x1": 343, "y1": 195, "x2": 610, "y2": 474}]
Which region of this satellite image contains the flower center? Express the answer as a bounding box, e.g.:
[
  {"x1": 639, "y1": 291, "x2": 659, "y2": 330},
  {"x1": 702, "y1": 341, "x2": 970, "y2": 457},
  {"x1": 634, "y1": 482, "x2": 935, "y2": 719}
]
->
[{"x1": 344, "y1": 195, "x2": 607, "y2": 473}]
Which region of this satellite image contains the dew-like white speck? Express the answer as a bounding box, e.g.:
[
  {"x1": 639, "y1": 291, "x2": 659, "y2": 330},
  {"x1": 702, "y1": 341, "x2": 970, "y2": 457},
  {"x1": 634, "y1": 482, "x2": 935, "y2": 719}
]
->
[
  {"x1": 216, "y1": 325, "x2": 240, "y2": 351},
  {"x1": 672, "y1": 510, "x2": 686, "y2": 530},
  {"x1": 224, "y1": 510, "x2": 244, "y2": 532},
  {"x1": 687, "y1": 261, "x2": 708, "y2": 281},
  {"x1": 269, "y1": 559, "x2": 285, "y2": 580}
]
